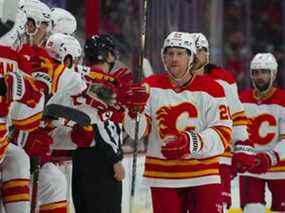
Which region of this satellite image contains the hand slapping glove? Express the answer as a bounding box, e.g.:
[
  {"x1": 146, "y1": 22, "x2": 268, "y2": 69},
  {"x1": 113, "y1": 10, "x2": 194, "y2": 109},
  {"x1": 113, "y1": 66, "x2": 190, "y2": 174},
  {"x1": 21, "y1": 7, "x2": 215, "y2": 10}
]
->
[
  {"x1": 124, "y1": 83, "x2": 150, "y2": 119},
  {"x1": 249, "y1": 151, "x2": 280, "y2": 174},
  {"x1": 71, "y1": 124, "x2": 95, "y2": 148},
  {"x1": 161, "y1": 131, "x2": 202, "y2": 160},
  {"x1": 232, "y1": 139, "x2": 256, "y2": 174},
  {"x1": 24, "y1": 128, "x2": 53, "y2": 165}
]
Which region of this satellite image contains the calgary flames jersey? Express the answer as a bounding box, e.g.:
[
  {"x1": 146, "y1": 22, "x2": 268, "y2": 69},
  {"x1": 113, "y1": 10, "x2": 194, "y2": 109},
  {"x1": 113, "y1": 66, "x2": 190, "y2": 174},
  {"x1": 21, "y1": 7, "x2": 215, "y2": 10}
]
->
[
  {"x1": 9, "y1": 95, "x2": 45, "y2": 147},
  {"x1": 0, "y1": 45, "x2": 32, "y2": 75},
  {"x1": 0, "y1": 116, "x2": 9, "y2": 163},
  {"x1": 240, "y1": 87, "x2": 285, "y2": 179},
  {"x1": 207, "y1": 67, "x2": 249, "y2": 165},
  {"x1": 140, "y1": 73, "x2": 232, "y2": 188},
  {"x1": 0, "y1": 45, "x2": 34, "y2": 163}
]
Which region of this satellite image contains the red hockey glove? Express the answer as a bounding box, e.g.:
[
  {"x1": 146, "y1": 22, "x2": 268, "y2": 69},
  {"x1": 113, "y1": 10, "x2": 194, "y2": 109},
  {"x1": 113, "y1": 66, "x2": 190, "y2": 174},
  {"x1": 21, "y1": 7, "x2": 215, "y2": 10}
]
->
[
  {"x1": 4, "y1": 72, "x2": 42, "y2": 108},
  {"x1": 161, "y1": 131, "x2": 202, "y2": 160},
  {"x1": 232, "y1": 140, "x2": 256, "y2": 173},
  {"x1": 125, "y1": 83, "x2": 149, "y2": 118},
  {"x1": 249, "y1": 151, "x2": 280, "y2": 174},
  {"x1": 112, "y1": 67, "x2": 133, "y2": 105},
  {"x1": 24, "y1": 128, "x2": 53, "y2": 158},
  {"x1": 112, "y1": 67, "x2": 133, "y2": 88},
  {"x1": 71, "y1": 124, "x2": 94, "y2": 148}
]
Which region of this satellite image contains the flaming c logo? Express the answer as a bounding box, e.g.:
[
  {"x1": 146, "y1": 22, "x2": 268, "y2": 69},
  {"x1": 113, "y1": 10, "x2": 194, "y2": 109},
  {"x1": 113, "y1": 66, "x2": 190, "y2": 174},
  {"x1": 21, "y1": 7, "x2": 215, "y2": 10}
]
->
[
  {"x1": 157, "y1": 102, "x2": 198, "y2": 140},
  {"x1": 248, "y1": 114, "x2": 277, "y2": 145}
]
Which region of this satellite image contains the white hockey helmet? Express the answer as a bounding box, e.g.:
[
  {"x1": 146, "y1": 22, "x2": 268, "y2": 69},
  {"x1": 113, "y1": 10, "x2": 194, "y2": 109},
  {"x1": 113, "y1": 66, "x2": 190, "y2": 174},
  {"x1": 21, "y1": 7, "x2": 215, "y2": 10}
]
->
[
  {"x1": 15, "y1": 9, "x2": 28, "y2": 35},
  {"x1": 161, "y1": 32, "x2": 196, "y2": 67},
  {"x1": 20, "y1": 0, "x2": 50, "y2": 28},
  {"x1": 162, "y1": 32, "x2": 196, "y2": 56},
  {"x1": 250, "y1": 53, "x2": 278, "y2": 92},
  {"x1": 0, "y1": 9, "x2": 27, "y2": 50},
  {"x1": 190, "y1": 33, "x2": 209, "y2": 52},
  {"x1": 45, "y1": 33, "x2": 81, "y2": 63},
  {"x1": 250, "y1": 53, "x2": 278, "y2": 72},
  {"x1": 50, "y1": 7, "x2": 77, "y2": 35},
  {"x1": 18, "y1": 0, "x2": 27, "y2": 9},
  {"x1": 161, "y1": 32, "x2": 196, "y2": 87}
]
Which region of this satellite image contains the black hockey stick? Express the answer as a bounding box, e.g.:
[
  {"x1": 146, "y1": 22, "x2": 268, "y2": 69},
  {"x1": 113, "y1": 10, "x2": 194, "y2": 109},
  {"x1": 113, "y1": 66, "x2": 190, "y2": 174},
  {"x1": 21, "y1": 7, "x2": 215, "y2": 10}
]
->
[
  {"x1": 130, "y1": 0, "x2": 148, "y2": 212},
  {"x1": 30, "y1": 105, "x2": 91, "y2": 212},
  {"x1": 30, "y1": 157, "x2": 40, "y2": 213},
  {"x1": 43, "y1": 104, "x2": 91, "y2": 127}
]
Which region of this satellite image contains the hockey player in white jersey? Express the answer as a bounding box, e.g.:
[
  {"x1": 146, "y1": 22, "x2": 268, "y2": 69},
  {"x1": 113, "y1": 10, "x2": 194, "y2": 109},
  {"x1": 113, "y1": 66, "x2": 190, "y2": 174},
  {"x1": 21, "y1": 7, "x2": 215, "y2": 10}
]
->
[
  {"x1": 189, "y1": 32, "x2": 256, "y2": 210},
  {"x1": 239, "y1": 53, "x2": 285, "y2": 213},
  {"x1": 124, "y1": 31, "x2": 232, "y2": 213},
  {"x1": 19, "y1": 0, "x2": 51, "y2": 47},
  {"x1": 44, "y1": 32, "x2": 85, "y2": 211},
  {"x1": 6, "y1": 8, "x2": 70, "y2": 213},
  {"x1": 45, "y1": 32, "x2": 81, "y2": 69},
  {"x1": 47, "y1": 33, "x2": 133, "y2": 213},
  {"x1": 0, "y1": 4, "x2": 44, "y2": 212}
]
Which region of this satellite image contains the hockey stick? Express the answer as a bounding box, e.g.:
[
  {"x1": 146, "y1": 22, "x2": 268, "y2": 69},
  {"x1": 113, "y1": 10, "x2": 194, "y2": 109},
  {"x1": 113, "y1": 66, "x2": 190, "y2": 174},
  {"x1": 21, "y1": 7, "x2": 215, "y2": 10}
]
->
[
  {"x1": 130, "y1": 0, "x2": 148, "y2": 212},
  {"x1": 30, "y1": 157, "x2": 40, "y2": 213},
  {"x1": 43, "y1": 104, "x2": 91, "y2": 127},
  {"x1": 30, "y1": 105, "x2": 91, "y2": 212}
]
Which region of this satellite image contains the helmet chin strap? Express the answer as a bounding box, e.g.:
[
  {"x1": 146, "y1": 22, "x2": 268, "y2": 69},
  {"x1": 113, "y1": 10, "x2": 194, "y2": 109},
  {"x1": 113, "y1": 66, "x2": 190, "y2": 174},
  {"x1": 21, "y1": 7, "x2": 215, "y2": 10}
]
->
[
  {"x1": 164, "y1": 56, "x2": 193, "y2": 88},
  {"x1": 166, "y1": 67, "x2": 191, "y2": 88}
]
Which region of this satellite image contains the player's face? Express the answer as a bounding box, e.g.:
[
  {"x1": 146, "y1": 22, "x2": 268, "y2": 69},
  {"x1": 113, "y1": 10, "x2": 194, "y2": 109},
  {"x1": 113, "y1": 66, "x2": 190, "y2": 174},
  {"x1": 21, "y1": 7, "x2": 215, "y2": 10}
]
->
[
  {"x1": 26, "y1": 19, "x2": 37, "y2": 34},
  {"x1": 63, "y1": 55, "x2": 73, "y2": 67},
  {"x1": 164, "y1": 47, "x2": 190, "y2": 78},
  {"x1": 25, "y1": 19, "x2": 49, "y2": 47},
  {"x1": 251, "y1": 69, "x2": 272, "y2": 92},
  {"x1": 192, "y1": 47, "x2": 209, "y2": 72}
]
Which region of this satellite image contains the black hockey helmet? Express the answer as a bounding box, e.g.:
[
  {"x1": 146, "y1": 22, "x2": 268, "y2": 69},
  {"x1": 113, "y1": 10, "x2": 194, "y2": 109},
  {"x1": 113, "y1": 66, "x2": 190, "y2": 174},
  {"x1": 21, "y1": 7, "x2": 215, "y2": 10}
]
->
[{"x1": 84, "y1": 34, "x2": 117, "y2": 64}]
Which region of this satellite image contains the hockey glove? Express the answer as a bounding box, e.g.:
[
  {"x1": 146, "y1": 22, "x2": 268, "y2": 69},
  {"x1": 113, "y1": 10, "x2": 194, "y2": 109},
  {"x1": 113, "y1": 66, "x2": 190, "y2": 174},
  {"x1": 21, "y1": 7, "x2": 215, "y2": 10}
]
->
[
  {"x1": 4, "y1": 72, "x2": 42, "y2": 108},
  {"x1": 232, "y1": 140, "x2": 256, "y2": 173},
  {"x1": 249, "y1": 151, "x2": 280, "y2": 174},
  {"x1": 112, "y1": 67, "x2": 133, "y2": 105},
  {"x1": 125, "y1": 83, "x2": 149, "y2": 119},
  {"x1": 71, "y1": 124, "x2": 94, "y2": 148},
  {"x1": 24, "y1": 128, "x2": 53, "y2": 158},
  {"x1": 161, "y1": 131, "x2": 202, "y2": 160}
]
